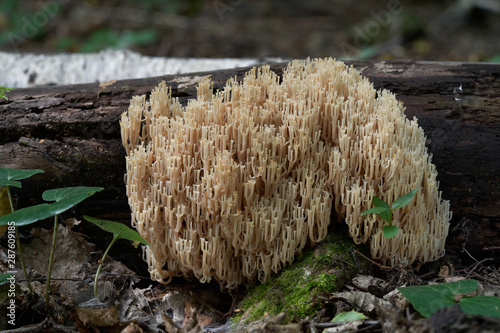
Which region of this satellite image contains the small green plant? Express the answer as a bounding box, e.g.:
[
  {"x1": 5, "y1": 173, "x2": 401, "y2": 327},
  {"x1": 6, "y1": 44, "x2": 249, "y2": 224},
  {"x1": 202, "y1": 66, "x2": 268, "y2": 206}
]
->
[
  {"x1": 399, "y1": 279, "x2": 500, "y2": 318},
  {"x1": 0, "y1": 169, "x2": 103, "y2": 311},
  {"x1": 361, "y1": 189, "x2": 418, "y2": 239},
  {"x1": 83, "y1": 215, "x2": 149, "y2": 302},
  {"x1": 0, "y1": 86, "x2": 13, "y2": 100},
  {"x1": 0, "y1": 167, "x2": 45, "y2": 294}
]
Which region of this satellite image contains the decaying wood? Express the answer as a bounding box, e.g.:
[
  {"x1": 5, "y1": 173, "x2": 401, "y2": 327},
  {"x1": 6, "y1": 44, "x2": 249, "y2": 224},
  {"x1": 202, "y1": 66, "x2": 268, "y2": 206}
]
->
[{"x1": 0, "y1": 60, "x2": 499, "y2": 257}]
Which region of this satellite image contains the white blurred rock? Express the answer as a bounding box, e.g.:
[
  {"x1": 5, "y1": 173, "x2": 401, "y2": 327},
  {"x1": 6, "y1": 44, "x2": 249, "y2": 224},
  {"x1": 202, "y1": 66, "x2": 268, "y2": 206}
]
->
[{"x1": 0, "y1": 49, "x2": 286, "y2": 88}]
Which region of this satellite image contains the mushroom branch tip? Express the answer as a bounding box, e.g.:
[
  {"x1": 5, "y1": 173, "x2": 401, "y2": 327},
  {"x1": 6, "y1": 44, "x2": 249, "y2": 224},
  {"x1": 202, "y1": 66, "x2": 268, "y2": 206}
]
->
[{"x1": 120, "y1": 58, "x2": 452, "y2": 289}]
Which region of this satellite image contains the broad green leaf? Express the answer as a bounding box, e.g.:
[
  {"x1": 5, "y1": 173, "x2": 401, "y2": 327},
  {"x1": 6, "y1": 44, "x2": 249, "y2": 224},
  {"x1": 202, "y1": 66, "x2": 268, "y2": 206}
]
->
[
  {"x1": 0, "y1": 187, "x2": 103, "y2": 226},
  {"x1": 460, "y1": 296, "x2": 500, "y2": 318},
  {"x1": 0, "y1": 168, "x2": 44, "y2": 188},
  {"x1": 398, "y1": 279, "x2": 478, "y2": 318},
  {"x1": 392, "y1": 189, "x2": 418, "y2": 210},
  {"x1": 1, "y1": 180, "x2": 21, "y2": 188},
  {"x1": 84, "y1": 215, "x2": 150, "y2": 245},
  {"x1": 332, "y1": 310, "x2": 367, "y2": 322},
  {"x1": 361, "y1": 207, "x2": 389, "y2": 216},
  {"x1": 0, "y1": 273, "x2": 13, "y2": 285},
  {"x1": 383, "y1": 225, "x2": 399, "y2": 238},
  {"x1": 0, "y1": 203, "x2": 52, "y2": 226},
  {"x1": 42, "y1": 186, "x2": 101, "y2": 202},
  {"x1": 372, "y1": 196, "x2": 390, "y2": 210}
]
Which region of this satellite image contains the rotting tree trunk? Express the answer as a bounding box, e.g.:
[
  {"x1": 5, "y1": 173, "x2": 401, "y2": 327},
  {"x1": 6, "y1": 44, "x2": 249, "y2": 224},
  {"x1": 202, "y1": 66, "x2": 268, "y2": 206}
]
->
[{"x1": 0, "y1": 60, "x2": 499, "y2": 258}]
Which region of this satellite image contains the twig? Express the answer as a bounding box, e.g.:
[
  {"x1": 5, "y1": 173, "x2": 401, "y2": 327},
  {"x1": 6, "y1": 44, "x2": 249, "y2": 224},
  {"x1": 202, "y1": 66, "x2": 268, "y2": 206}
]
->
[
  {"x1": 314, "y1": 320, "x2": 379, "y2": 329},
  {"x1": 219, "y1": 292, "x2": 236, "y2": 321},
  {"x1": 470, "y1": 271, "x2": 500, "y2": 286},
  {"x1": 417, "y1": 270, "x2": 436, "y2": 279},
  {"x1": 462, "y1": 247, "x2": 478, "y2": 262},
  {"x1": 314, "y1": 322, "x2": 342, "y2": 328},
  {"x1": 356, "y1": 322, "x2": 381, "y2": 332},
  {"x1": 16, "y1": 277, "x2": 84, "y2": 282},
  {"x1": 354, "y1": 250, "x2": 393, "y2": 270},
  {"x1": 406, "y1": 306, "x2": 412, "y2": 321},
  {"x1": 455, "y1": 261, "x2": 482, "y2": 274},
  {"x1": 483, "y1": 246, "x2": 500, "y2": 251},
  {"x1": 466, "y1": 258, "x2": 493, "y2": 278}
]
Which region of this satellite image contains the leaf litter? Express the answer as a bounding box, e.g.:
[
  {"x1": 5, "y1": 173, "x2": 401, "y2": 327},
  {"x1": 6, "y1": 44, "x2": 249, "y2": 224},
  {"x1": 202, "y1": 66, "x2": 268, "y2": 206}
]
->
[
  {"x1": 2, "y1": 220, "x2": 500, "y2": 332},
  {"x1": 0, "y1": 220, "x2": 234, "y2": 332}
]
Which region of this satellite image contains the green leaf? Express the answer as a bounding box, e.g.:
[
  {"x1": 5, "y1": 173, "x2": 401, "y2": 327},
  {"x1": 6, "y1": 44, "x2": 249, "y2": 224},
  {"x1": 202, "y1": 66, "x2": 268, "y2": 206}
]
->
[
  {"x1": 42, "y1": 186, "x2": 101, "y2": 202},
  {"x1": 84, "y1": 215, "x2": 150, "y2": 245},
  {"x1": 372, "y1": 196, "x2": 390, "y2": 210},
  {"x1": 0, "y1": 180, "x2": 22, "y2": 188},
  {"x1": 0, "y1": 86, "x2": 12, "y2": 100},
  {"x1": 460, "y1": 296, "x2": 500, "y2": 318},
  {"x1": 0, "y1": 168, "x2": 44, "y2": 188},
  {"x1": 362, "y1": 196, "x2": 392, "y2": 222},
  {"x1": 392, "y1": 189, "x2": 418, "y2": 210},
  {"x1": 332, "y1": 310, "x2": 368, "y2": 322},
  {"x1": 383, "y1": 225, "x2": 399, "y2": 238},
  {"x1": 0, "y1": 273, "x2": 13, "y2": 285},
  {"x1": 379, "y1": 210, "x2": 391, "y2": 223},
  {"x1": 398, "y1": 279, "x2": 478, "y2": 318},
  {"x1": 0, "y1": 186, "x2": 103, "y2": 226},
  {"x1": 361, "y1": 207, "x2": 389, "y2": 216}
]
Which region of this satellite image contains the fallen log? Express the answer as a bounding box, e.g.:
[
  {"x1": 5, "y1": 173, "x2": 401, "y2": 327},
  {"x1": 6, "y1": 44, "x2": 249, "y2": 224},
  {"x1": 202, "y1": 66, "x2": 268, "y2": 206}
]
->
[{"x1": 1, "y1": 60, "x2": 499, "y2": 258}]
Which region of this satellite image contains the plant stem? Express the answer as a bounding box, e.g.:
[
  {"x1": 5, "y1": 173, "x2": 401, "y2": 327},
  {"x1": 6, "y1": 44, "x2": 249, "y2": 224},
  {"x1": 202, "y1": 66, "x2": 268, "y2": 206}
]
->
[
  {"x1": 5, "y1": 186, "x2": 34, "y2": 295},
  {"x1": 94, "y1": 236, "x2": 118, "y2": 301},
  {"x1": 45, "y1": 214, "x2": 59, "y2": 313}
]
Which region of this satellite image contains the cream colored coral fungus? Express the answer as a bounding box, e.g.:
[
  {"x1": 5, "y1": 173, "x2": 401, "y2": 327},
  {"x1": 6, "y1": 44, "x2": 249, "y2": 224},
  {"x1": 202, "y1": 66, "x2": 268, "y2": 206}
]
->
[{"x1": 120, "y1": 58, "x2": 451, "y2": 289}]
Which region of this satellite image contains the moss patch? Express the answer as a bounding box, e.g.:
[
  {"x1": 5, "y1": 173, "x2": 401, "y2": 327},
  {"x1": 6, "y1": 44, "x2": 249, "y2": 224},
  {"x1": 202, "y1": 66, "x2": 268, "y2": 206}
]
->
[{"x1": 232, "y1": 232, "x2": 371, "y2": 327}]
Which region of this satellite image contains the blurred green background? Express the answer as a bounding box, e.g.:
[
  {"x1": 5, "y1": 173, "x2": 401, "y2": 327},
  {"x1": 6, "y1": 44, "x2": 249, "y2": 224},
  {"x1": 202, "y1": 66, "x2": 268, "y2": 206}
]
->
[{"x1": 0, "y1": 0, "x2": 499, "y2": 61}]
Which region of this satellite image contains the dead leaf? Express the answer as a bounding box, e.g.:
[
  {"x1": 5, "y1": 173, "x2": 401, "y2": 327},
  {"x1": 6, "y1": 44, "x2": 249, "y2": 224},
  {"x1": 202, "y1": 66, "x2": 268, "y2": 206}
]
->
[
  {"x1": 439, "y1": 265, "x2": 450, "y2": 278},
  {"x1": 330, "y1": 291, "x2": 392, "y2": 313},
  {"x1": 99, "y1": 80, "x2": 117, "y2": 90},
  {"x1": 351, "y1": 275, "x2": 388, "y2": 296},
  {"x1": 239, "y1": 312, "x2": 304, "y2": 333},
  {"x1": 76, "y1": 306, "x2": 120, "y2": 327},
  {"x1": 444, "y1": 276, "x2": 466, "y2": 283},
  {"x1": 65, "y1": 217, "x2": 81, "y2": 229},
  {"x1": 162, "y1": 312, "x2": 180, "y2": 333},
  {"x1": 121, "y1": 321, "x2": 144, "y2": 333},
  {"x1": 161, "y1": 308, "x2": 202, "y2": 333},
  {"x1": 0, "y1": 248, "x2": 9, "y2": 272},
  {"x1": 324, "y1": 320, "x2": 363, "y2": 333},
  {"x1": 24, "y1": 225, "x2": 92, "y2": 283},
  {"x1": 382, "y1": 288, "x2": 408, "y2": 310}
]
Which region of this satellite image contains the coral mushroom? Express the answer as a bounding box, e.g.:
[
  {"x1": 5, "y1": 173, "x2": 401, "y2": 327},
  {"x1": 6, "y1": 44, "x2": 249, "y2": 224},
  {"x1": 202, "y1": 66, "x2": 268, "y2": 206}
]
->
[{"x1": 121, "y1": 58, "x2": 451, "y2": 289}]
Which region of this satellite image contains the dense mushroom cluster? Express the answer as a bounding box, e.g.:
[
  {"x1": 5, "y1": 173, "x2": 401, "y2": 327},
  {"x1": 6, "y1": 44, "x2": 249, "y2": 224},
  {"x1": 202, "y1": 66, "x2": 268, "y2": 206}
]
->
[{"x1": 121, "y1": 58, "x2": 451, "y2": 289}]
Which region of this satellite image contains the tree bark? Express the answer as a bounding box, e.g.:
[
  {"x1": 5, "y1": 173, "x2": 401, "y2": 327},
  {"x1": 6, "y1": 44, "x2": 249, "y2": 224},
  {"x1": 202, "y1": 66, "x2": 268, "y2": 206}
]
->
[{"x1": 1, "y1": 60, "x2": 499, "y2": 257}]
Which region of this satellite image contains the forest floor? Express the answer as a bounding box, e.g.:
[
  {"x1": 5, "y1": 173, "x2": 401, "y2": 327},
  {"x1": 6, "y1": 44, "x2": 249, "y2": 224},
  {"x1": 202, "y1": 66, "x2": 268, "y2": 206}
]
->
[{"x1": 2, "y1": 221, "x2": 500, "y2": 332}]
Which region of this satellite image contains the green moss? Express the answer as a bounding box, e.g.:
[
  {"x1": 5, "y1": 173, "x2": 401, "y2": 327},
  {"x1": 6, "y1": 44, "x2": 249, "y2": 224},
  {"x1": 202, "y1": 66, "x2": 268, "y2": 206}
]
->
[{"x1": 233, "y1": 232, "x2": 369, "y2": 326}]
